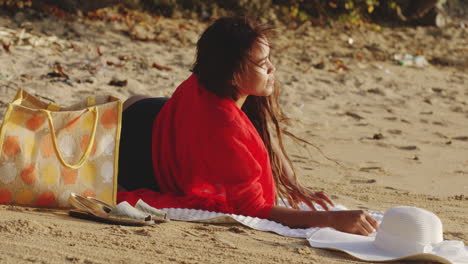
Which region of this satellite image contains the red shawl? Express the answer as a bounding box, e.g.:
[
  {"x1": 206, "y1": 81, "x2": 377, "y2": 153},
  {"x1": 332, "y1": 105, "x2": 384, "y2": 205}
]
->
[{"x1": 117, "y1": 74, "x2": 275, "y2": 219}]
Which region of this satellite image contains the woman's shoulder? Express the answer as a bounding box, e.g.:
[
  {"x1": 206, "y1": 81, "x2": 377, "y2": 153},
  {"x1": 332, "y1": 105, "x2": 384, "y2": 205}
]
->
[
  {"x1": 189, "y1": 75, "x2": 243, "y2": 124},
  {"x1": 166, "y1": 74, "x2": 250, "y2": 131}
]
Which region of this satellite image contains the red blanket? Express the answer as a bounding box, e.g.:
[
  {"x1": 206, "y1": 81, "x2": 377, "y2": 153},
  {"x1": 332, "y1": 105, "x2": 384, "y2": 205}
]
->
[{"x1": 118, "y1": 74, "x2": 275, "y2": 219}]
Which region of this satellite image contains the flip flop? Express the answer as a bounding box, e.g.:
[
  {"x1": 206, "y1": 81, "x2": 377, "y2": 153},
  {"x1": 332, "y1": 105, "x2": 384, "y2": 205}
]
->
[{"x1": 68, "y1": 193, "x2": 155, "y2": 226}]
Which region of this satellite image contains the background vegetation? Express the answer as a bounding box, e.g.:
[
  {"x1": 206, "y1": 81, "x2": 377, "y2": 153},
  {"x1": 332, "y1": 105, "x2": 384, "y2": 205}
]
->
[{"x1": 0, "y1": 0, "x2": 466, "y2": 26}]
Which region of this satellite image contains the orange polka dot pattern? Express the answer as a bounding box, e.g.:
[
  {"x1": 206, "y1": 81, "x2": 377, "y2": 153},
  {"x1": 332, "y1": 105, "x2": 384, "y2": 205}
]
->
[{"x1": 0, "y1": 89, "x2": 121, "y2": 208}]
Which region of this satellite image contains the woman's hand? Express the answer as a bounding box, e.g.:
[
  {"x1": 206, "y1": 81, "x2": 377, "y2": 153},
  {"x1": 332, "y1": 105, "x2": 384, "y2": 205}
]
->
[{"x1": 329, "y1": 210, "x2": 379, "y2": 236}]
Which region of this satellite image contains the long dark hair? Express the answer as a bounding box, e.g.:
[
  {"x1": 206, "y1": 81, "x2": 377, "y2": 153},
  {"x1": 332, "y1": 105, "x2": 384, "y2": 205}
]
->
[{"x1": 192, "y1": 16, "x2": 313, "y2": 210}]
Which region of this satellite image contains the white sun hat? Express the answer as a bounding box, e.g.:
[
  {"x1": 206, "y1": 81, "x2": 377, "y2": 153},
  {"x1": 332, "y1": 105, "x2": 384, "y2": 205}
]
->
[{"x1": 308, "y1": 206, "x2": 468, "y2": 264}]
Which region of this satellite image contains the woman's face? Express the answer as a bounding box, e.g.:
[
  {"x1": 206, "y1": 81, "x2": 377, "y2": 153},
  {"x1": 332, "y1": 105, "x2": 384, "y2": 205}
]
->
[{"x1": 234, "y1": 37, "x2": 276, "y2": 98}]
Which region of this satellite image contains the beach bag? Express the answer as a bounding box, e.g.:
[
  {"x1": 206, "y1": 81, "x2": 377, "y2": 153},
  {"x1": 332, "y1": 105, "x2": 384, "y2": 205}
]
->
[{"x1": 0, "y1": 89, "x2": 122, "y2": 208}]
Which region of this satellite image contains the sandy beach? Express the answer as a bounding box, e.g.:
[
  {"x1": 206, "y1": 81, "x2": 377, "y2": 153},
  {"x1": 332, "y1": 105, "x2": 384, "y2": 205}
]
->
[{"x1": 0, "y1": 9, "x2": 467, "y2": 264}]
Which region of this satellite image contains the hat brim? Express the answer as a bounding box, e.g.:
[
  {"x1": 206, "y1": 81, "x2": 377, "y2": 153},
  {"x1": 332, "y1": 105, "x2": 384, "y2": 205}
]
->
[{"x1": 307, "y1": 228, "x2": 457, "y2": 264}]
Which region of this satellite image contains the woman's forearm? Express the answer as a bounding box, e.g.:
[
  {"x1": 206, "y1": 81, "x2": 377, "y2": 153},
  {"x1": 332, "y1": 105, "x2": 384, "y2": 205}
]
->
[
  {"x1": 269, "y1": 205, "x2": 331, "y2": 229},
  {"x1": 268, "y1": 206, "x2": 379, "y2": 236}
]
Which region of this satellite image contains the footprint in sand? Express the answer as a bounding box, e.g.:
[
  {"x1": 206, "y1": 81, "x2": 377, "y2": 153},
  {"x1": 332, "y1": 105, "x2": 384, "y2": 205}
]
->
[
  {"x1": 400, "y1": 119, "x2": 411, "y2": 124},
  {"x1": 450, "y1": 106, "x2": 464, "y2": 113},
  {"x1": 345, "y1": 111, "x2": 365, "y2": 121},
  {"x1": 292, "y1": 159, "x2": 307, "y2": 164},
  {"x1": 5, "y1": 206, "x2": 27, "y2": 212},
  {"x1": 0, "y1": 219, "x2": 49, "y2": 235},
  {"x1": 213, "y1": 234, "x2": 237, "y2": 249},
  {"x1": 227, "y1": 226, "x2": 247, "y2": 234},
  {"x1": 350, "y1": 178, "x2": 377, "y2": 184},
  {"x1": 432, "y1": 121, "x2": 447, "y2": 126},
  {"x1": 104, "y1": 225, "x2": 131, "y2": 235},
  {"x1": 396, "y1": 145, "x2": 419, "y2": 151},
  {"x1": 387, "y1": 129, "x2": 402, "y2": 135},
  {"x1": 445, "y1": 232, "x2": 466, "y2": 240},
  {"x1": 433, "y1": 132, "x2": 448, "y2": 139},
  {"x1": 359, "y1": 166, "x2": 384, "y2": 174},
  {"x1": 367, "y1": 88, "x2": 385, "y2": 96},
  {"x1": 420, "y1": 111, "x2": 433, "y2": 115},
  {"x1": 133, "y1": 229, "x2": 151, "y2": 237}
]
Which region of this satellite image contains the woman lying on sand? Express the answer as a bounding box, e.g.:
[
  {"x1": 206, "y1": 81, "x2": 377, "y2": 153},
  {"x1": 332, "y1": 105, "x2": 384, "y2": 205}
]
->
[{"x1": 117, "y1": 16, "x2": 378, "y2": 236}]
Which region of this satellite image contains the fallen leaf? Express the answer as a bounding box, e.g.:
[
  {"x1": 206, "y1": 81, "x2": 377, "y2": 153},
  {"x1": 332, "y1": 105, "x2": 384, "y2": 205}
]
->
[
  {"x1": 329, "y1": 60, "x2": 349, "y2": 73},
  {"x1": 373, "y1": 133, "x2": 384, "y2": 140},
  {"x1": 313, "y1": 62, "x2": 325, "y2": 70},
  {"x1": 108, "y1": 79, "x2": 127, "y2": 87},
  {"x1": 355, "y1": 55, "x2": 364, "y2": 61},
  {"x1": 106, "y1": 61, "x2": 124, "y2": 67},
  {"x1": 97, "y1": 46, "x2": 103, "y2": 56},
  {"x1": 2, "y1": 42, "x2": 10, "y2": 53},
  {"x1": 118, "y1": 55, "x2": 130, "y2": 61},
  {"x1": 152, "y1": 63, "x2": 172, "y2": 71},
  {"x1": 47, "y1": 62, "x2": 69, "y2": 79}
]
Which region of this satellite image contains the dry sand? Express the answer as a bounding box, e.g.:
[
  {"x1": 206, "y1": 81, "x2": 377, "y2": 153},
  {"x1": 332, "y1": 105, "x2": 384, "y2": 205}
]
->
[{"x1": 0, "y1": 10, "x2": 467, "y2": 264}]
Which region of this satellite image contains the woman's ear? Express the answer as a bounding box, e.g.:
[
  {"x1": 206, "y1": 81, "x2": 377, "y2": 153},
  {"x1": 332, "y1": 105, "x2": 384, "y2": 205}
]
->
[
  {"x1": 231, "y1": 78, "x2": 237, "y2": 87},
  {"x1": 232, "y1": 72, "x2": 241, "y2": 88}
]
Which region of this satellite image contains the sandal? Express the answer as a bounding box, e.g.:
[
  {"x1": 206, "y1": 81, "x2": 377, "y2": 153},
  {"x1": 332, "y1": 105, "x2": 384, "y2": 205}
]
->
[
  {"x1": 86, "y1": 196, "x2": 170, "y2": 222},
  {"x1": 134, "y1": 199, "x2": 170, "y2": 222},
  {"x1": 68, "y1": 193, "x2": 155, "y2": 226}
]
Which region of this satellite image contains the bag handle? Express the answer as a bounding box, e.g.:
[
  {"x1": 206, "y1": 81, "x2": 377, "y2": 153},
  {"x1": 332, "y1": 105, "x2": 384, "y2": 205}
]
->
[
  {"x1": 87, "y1": 96, "x2": 96, "y2": 107},
  {"x1": 40, "y1": 107, "x2": 99, "y2": 169},
  {"x1": 47, "y1": 103, "x2": 61, "y2": 111}
]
